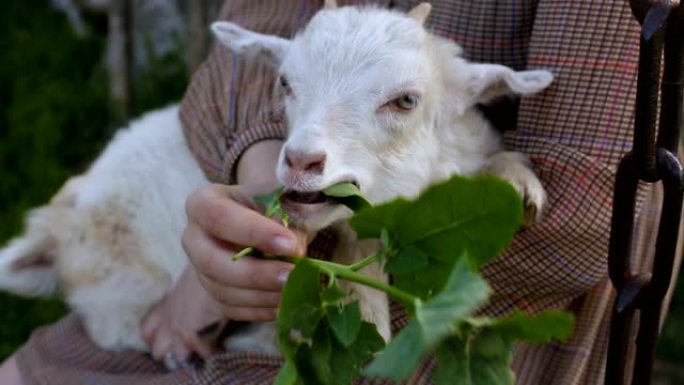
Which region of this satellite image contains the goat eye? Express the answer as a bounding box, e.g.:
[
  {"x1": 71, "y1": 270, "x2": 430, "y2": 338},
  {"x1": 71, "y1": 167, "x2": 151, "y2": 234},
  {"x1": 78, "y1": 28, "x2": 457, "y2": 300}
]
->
[
  {"x1": 279, "y1": 76, "x2": 292, "y2": 94},
  {"x1": 389, "y1": 94, "x2": 419, "y2": 111}
]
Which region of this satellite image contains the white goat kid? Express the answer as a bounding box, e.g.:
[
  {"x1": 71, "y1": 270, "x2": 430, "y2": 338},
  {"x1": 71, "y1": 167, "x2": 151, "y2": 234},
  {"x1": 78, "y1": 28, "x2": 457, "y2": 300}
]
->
[
  {"x1": 0, "y1": 105, "x2": 208, "y2": 351},
  {"x1": 0, "y1": 1, "x2": 550, "y2": 357},
  {"x1": 212, "y1": 1, "x2": 550, "y2": 351}
]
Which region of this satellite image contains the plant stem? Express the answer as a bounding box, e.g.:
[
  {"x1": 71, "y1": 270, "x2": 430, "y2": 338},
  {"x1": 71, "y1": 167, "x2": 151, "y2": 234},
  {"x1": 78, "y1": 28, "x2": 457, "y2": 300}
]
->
[
  {"x1": 232, "y1": 247, "x2": 254, "y2": 261},
  {"x1": 263, "y1": 255, "x2": 419, "y2": 311},
  {"x1": 348, "y1": 253, "x2": 379, "y2": 271},
  {"x1": 310, "y1": 259, "x2": 418, "y2": 310}
]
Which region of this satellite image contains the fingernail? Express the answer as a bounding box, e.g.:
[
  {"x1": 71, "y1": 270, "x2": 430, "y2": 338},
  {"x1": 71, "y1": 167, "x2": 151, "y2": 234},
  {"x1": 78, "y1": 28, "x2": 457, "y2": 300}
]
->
[
  {"x1": 271, "y1": 235, "x2": 296, "y2": 255},
  {"x1": 277, "y1": 269, "x2": 290, "y2": 286}
]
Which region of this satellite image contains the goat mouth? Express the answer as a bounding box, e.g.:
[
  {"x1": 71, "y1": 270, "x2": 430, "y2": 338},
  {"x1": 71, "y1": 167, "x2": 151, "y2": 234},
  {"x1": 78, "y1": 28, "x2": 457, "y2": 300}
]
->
[
  {"x1": 281, "y1": 181, "x2": 360, "y2": 207},
  {"x1": 281, "y1": 190, "x2": 328, "y2": 205}
]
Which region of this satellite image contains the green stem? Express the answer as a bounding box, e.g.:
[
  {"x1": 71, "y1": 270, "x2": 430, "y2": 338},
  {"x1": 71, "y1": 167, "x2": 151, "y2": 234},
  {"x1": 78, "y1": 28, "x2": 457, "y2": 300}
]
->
[
  {"x1": 318, "y1": 259, "x2": 418, "y2": 310},
  {"x1": 262, "y1": 255, "x2": 419, "y2": 311},
  {"x1": 348, "y1": 253, "x2": 379, "y2": 272},
  {"x1": 232, "y1": 246, "x2": 254, "y2": 261}
]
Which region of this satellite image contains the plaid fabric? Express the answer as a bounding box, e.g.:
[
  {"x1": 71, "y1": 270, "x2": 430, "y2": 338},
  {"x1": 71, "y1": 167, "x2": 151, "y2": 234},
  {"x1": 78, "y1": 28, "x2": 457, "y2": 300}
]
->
[{"x1": 14, "y1": 0, "x2": 682, "y2": 384}]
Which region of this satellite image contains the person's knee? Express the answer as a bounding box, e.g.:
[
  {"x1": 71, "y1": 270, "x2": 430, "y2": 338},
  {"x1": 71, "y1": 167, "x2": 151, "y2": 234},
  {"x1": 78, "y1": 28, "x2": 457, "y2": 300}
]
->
[{"x1": 0, "y1": 355, "x2": 25, "y2": 385}]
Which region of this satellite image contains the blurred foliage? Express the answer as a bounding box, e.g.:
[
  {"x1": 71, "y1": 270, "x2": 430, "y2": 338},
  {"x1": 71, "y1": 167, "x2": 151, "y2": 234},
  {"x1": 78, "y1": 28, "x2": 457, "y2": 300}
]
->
[
  {"x1": 658, "y1": 275, "x2": 684, "y2": 360},
  {"x1": 132, "y1": 34, "x2": 188, "y2": 117},
  {"x1": 0, "y1": 1, "x2": 187, "y2": 360}
]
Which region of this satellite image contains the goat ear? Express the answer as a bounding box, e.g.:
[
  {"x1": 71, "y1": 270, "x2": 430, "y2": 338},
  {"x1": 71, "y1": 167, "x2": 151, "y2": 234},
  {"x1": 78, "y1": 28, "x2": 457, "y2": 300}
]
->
[
  {"x1": 211, "y1": 22, "x2": 290, "y2": 68},
  {"x1": 0, "y1": 209, "x2": 60, "y2": 297},
  {"x1": 50, "y1": 176, "x2": 84, "y2": 207},
  {"x1": 408, "y1": 3, "x2": 431, "y2": 24},
  {"x1": 465, "y1": 64, "x2": 553, "y2": 105}
]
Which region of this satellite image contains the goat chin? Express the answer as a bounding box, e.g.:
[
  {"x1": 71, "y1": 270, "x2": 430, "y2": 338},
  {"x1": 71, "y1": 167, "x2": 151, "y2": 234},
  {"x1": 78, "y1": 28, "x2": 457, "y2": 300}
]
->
[{"x1": 283, "y1": 201, "x2": 353, "y2": 234}]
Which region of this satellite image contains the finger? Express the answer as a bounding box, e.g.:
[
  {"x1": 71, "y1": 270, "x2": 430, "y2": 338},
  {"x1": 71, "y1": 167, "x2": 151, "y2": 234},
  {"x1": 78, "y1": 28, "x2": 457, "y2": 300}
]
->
[
  {"x1": 185, "y1": 225, "x2": 293, "y2": 291},
  {"x1": 219, "y1": 306, "x2": 279, "y2": 322},
  {"x1": 151, "y1": 329, "x2": 174, "y2": 361},
  {"x1": 200, "y1": 279, "x2": 282, "y2": 308},
  {"x1": 141, "y1": 306, "x2": 162, "y2": 345},
  {"x1": 186, "y1": 186, "x2": 306, "y2": 256}
]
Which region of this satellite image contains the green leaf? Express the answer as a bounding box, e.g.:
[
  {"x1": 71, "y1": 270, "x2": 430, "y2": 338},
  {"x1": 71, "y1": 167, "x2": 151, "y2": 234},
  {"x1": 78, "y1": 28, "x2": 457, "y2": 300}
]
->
[
  {"x1": 326, "y1": 301, "x2": 362, "y2": 347},
  {"x1": 321, "y1": 279, "x2": 345, "y2": 305},
  {"x1": 432, "y1": 337, "x2": 471, "y2": 385},
  {"x1": 468, "y1": 334, "x2": 515, "y2": 385},
  {"x1": 274, "y1": 360, "x2": 300, "y2": 385},
  {"x1": 363, "y1": 321, "x2": 425, "y2": 381},
  {"x1": 322, "y1": 182, "x2": 372, "y2": 212},
  {"x1": 278, "y1": 260, "x2": 323, "y2": 357},
  {"x1": 293, "y1": 324, "x2": 333, "y2": 384},
  {"x1": 254, "y1": 187, "x2": 289, "y2": 226},
  {"x1": 254, "y1": 187, "x2": 283, "y2": 205},
  {"x1": 379, "y1": 228, "x2": 390, "y2": 249},
  {"x1": 384, "y1": 244, "x2": 429, "y2": 274},
  {"x1": 350, "y1": 175, "x2": 523, "y2": 269},
  {"x1": 485, "y1": 311, "x2": 575, "y2": 344},
  {"x1": 472, "y1": 329, "x2": 508, "y2": 358},
  {"x1": 392, "y1": 260, "x2": 453, "y2": 299},
  {"x1": 290, "y1": 315, "x2": 384, "y2": 385},
  {"x1": 364, "y1": 258, "x2": 490, "y2": 381},
  {"x1": 433, "y1": 333, "x2": 515, "y2": 385},
  {"x1": 328, "y1": 322, "x2": 386, "y2": 385},
  {"x1": 416, "y1": 258, "x2": 490, "y2": 340},
  {"x1": 430, "y1": 312, "x2": 575, "y2": 385}
]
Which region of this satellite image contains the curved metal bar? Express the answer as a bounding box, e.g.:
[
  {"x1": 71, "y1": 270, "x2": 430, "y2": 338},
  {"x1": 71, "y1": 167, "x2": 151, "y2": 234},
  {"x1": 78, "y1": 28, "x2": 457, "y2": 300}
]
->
[
  {"x1": 607, "y1": 154, "x2": 640, "y2": 289},
  {"x1": 643, "y1": 1, "x2": 675, "y2": 39},
  {"x1": 628, "y1": 0, "x2": 678, "y2": 24},
  {"x1": 656, "y1": 8, "x2": 684, "y2": 152},
  {"x1": 631, "y1": 150, "x2": 683, "y2": 385},
  {"x1": 649, "y1": 150, "x2": 684, "y2": 300},
  {"x1": 632, "y1": 22, "x2": 665, "y2": 181}
]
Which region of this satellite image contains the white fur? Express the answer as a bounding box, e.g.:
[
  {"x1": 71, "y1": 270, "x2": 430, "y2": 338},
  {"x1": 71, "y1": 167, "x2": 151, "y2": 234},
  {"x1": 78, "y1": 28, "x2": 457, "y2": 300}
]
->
[
  {"x1": 0, "y1": 105, "x2": 208, "y2": 351},
  {"x1": 0, "y1": 3, "x2": 551, "y2": 357},
  {"x1": 214, "y1": 4, "x2": 551, "y2": 352}
]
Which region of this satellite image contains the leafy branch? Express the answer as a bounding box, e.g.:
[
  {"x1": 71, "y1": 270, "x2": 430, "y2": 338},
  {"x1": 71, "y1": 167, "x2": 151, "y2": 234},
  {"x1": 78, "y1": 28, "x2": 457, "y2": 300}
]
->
[{"x1": 248, "y1": 176, "x2": 574, "y2": 385}]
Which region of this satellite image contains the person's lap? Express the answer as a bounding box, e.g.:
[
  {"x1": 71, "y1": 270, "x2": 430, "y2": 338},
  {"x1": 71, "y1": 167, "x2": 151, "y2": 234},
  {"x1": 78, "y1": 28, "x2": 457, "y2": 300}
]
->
[{"x1": 2, "y1": 313, "x2": 287, "y2": 385}]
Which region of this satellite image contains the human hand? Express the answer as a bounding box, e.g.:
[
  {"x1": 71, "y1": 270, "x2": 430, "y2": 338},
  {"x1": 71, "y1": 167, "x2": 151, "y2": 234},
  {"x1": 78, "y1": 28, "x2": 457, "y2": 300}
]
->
[
  {"x1": 182, "y1": 184, "x2": 307, "y2": 323},
  {"x1": 141, "y1": 265, "x2": 225, "y2": 369}
]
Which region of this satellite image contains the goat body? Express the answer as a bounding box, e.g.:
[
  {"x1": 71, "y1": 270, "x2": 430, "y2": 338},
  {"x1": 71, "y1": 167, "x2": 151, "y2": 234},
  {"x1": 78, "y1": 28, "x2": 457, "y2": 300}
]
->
[
  {"x1": 0, "y1": 2, "x2": 550, "y2": 355},
  {"x1": 0, "y1": 105, "x2": 207, "y2": 350}
]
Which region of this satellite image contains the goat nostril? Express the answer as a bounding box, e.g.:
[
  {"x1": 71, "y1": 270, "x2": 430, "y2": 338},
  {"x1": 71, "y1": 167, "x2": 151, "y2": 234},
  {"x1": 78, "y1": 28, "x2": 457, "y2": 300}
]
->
[
  {"x1": 285, "y1": 150, "x2": 326, "y2": 174},
  {"x1": 305, "y1": 159, "x2": 326, "y2": 173}
]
